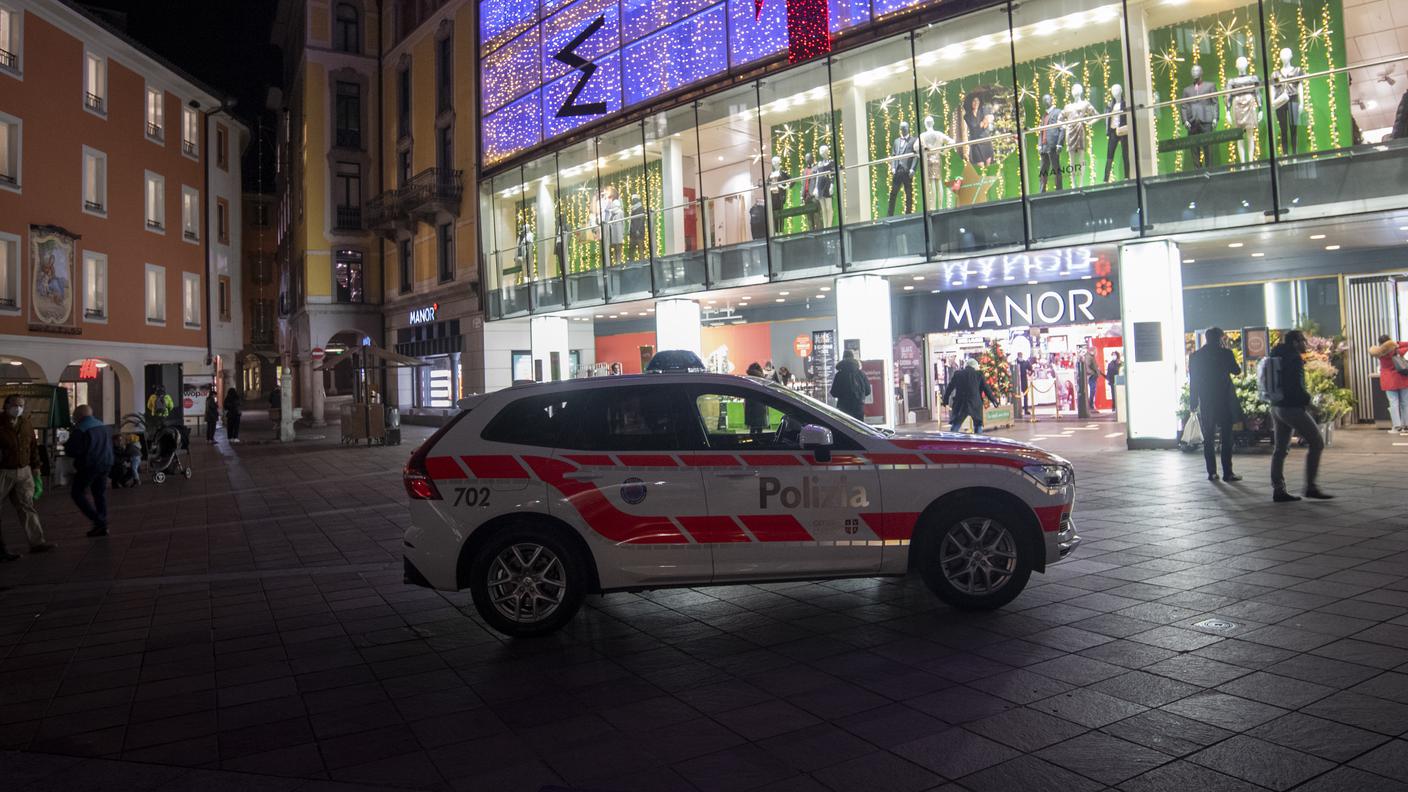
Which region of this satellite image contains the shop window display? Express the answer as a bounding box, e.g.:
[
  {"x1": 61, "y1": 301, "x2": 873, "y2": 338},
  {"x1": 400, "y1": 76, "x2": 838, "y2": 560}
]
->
[
  {"x1": 644, "y1": 104, "x2": 706, "y2": 297},
  {"x1": 759, "y1": 60, "x2": 841, "y2": 277},
  {"x1": 576, "y1": 124, "x2": 650, "y2": 305},
  {"x1": 554, "y1": 139, "x2": 601, "y2": 310},
  {"x1": 698, "y1": 83, "x2": 768, "y2": 287},
  {"x1": 484, "y1": 167, "x2": 533, "y2": 317}
]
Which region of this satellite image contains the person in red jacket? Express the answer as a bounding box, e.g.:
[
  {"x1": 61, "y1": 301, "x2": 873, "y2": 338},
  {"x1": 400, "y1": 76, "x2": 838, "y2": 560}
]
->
[{"x1": 1373, "y1": 334, "x2": 1408, "y2": 435}]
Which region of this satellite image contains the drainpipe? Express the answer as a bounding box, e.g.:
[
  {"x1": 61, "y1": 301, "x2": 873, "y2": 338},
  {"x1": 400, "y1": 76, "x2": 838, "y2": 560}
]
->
[
  {"x1": 197, "y1": 100, "x2": 214, "y2": 400},
  {"x1": 377, "y1": 0, "x2": 387, "y2": 403}
]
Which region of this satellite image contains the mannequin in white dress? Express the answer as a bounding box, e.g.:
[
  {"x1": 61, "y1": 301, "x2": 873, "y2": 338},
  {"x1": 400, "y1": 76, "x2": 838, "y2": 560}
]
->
[
  {"x1": 919, "y1": 115, "x2": 955, "y2": 204},
  {"x1": 1227, "y1": 56, "x2": 1263, "y2": 164},
  {"x1": 1061, "y1": 83, "x2": 1097, "y2": 187}
]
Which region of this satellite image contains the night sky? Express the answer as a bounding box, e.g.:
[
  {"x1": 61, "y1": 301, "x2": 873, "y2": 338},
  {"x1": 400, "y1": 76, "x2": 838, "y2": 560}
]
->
[{"x1": 84, "y1": 0, "x2": 282, "y2": 187}]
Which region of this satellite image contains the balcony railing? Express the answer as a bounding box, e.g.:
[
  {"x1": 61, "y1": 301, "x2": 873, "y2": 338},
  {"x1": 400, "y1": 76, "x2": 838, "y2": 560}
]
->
[
  {"x1": 335, "y1": 206, "x2": 363, "y2": 230},
  {"x1": 335, "y1": 129, "x2": 361, "y2": 149},
  {"x1": 0, "y1": 49, "x2": 17, "y2": 71},
  {"x1": 401, "y1": 167, "x2": 464, "y2": 218},
  {"x1": 84, "y1": 308, "x2": 106, "y2": 320},
  {"x1": 2, "y1": 172, "x2": 20, "y2": 187},
  {"x1": 84, "y1": 199, "x2": 104, "y2": 213},
  {"x1": 146, "y1": 122, "x2": 163, "y2": 140},
  {"x1": 183, "y1": 228, "x2": 198, "y2": 241},
  {"x1": 365, "y1": 191, "x2": 401, "y2": 235},
  {"x1": 182, "y1": 139, "x2": 198, "y2": 157},
  {"x1": 146, "y1": 218, "x2": 164, "y2": 231},
  {"x1": 84, "y1": 92, "x2": 104, "y2": 113}
]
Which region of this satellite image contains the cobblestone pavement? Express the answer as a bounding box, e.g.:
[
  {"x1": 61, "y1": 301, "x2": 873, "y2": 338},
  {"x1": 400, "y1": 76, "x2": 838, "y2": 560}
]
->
[{"x1": 1, "y1": 417, "x2": 1406, "y2": 792}]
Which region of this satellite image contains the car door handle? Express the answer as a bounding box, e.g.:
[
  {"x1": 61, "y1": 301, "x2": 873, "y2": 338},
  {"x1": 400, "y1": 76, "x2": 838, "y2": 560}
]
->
[{"x1": 719, "y1": 472, "x2": 758, "y2": 479}]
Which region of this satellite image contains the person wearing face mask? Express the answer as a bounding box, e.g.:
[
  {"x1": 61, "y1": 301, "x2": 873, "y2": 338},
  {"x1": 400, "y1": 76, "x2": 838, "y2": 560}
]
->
[{"x1": 0, "y1": 396, "x2": 56, "y2": 560}]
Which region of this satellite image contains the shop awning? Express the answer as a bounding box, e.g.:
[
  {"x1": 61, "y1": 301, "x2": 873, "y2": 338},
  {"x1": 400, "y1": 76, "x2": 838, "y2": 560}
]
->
[{"x1": 315, "y1": 344, "x2": 428, "y2": 371}]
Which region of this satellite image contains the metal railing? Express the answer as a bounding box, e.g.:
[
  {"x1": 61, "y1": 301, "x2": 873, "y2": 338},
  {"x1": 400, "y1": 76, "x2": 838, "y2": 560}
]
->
[
  {"x1": 399, "y1": 167, "x2": 465, "y2": 215},
  {"x1": 183, "y1": 228, "x2": 198, "y2": 241},
  {"x1": 146, "y1": 218, "x2": 164, "y2": 231},
  {"x1": 335, "y1": 206, "x2": 363, "y2": 230},
  {"x1": 146, "y1": 122, "x2": 163, "y2": 139},
  {"x1": 84, "y1": 307, "x2": 105, "y2": 319},
  {"x1": 182, "y1": 139, "x2": 198, "y2": 157},
  {"x1": 84, "y1": 92, "x2": 104, "y2": 113},
  {"x1": 1, "y1": 172, "x2": 20, "y2": 187},
  {"x1": 0, "y1": 48, "x2": 15, "y2": 70},
  {"x1": 84, "y1": 199, "x2": 104, "y2": 212}
]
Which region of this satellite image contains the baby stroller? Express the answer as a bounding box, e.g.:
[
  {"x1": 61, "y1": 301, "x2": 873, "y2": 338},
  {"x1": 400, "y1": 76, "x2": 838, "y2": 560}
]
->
[{"x1": 119, "y1": 413, "x2": 193, "y2": 484}]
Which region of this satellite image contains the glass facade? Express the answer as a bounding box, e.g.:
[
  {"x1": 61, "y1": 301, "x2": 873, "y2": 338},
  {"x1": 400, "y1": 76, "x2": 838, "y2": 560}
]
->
[{"x1": 481, "y1": 0, "x2": 1408, "y2": 321}]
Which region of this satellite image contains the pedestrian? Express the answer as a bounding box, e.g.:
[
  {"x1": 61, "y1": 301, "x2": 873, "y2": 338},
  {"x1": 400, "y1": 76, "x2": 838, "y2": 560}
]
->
[
  {"x1": 745, "y1": 363, "x2": 769, "y2": 434},
  {"x1": 775, "y1": 366, "x2": 794, "y2": 387},
  {"x1": 1015, "y1": 353, "x2": 1033, "y2": 416},
  {"x1": 224, "y1": 388, "x2": 243, "y2": 444},
  {"x1": 1372, "y1": 334, "x2": 1408, "y2": 435},
  {"x1": 609, "y1": 362, "x2": 623, "y2": 376},
  {"x1": 1105, "y1": 352, "x2": 1122, "y2": 404},
  {"x1": 0, "y1": 395, "x2": 56, "y2": 559},
  {"x1": 1188, "y1": 328, "x2": 1242, "y2": 482},
  {"x1": 204, "y1": 388, "x2": 219, "y2": 443},
  {"x1": 1269, "y1": 330, "x2": 1332, "y2": 502},
  {"x1": 66, "y1": 405, "x2": 113, "y2": 537},
  {"x1": 943, "y1": 358, "x2": 1000, "y2": 433},
  {"x1": 1081, "y1": 344, "x2": 1100, "y2": 412},
  {"x1": 146, "y1": 384, "x2": 174, "y2": 422},
  {"x1": 830, "y1": 350, "x2": 870, "y2": 421}
]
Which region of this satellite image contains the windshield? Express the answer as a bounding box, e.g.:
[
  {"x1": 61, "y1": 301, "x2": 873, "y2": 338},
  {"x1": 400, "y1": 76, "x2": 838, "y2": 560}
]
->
[{"x1": 752, "y1": 378, "x2": 889, "y2": 438}]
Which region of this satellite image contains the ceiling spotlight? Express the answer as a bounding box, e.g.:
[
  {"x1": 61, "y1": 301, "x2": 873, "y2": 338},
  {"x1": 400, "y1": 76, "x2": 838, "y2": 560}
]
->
[
  {"x1": 1227, "y1": 242, "x2": 1244, "y2": 248},
  {"x1": 930, "y1": 289, "x2": 940, "y2": 294},
  {"x1": 594, "y1": 314, "x2": 604, "y2": 318},
  {"x1": 820, "y1": 286, "x2": 832, "y2": 291},
  {"x1": 1310, "y1": 234, "x2": 1326, "y2": 240},
  {"x1": 815, "y1": 294, "x2": 826, "y2": 299},
  {"x1": 779, "y1": 291, "x2": 790, "y2": 295},
  {"x1": 1325, "y1": 244, "x2": 1341, "y2": 250},
  {"x1": 637, "y1": 312, "x2": 647, "y2": 316},
  {"x1": 1251, "y1": 252, "x2": 1264, "y2": 257},
  {"x1": 903, "y1": 285, "x2": 915, "y2": 291},
  {"x1": 913, "y1": 275, "x2": 925, "y2": 281},
  {"x1": 1182, "y1": 258, "x2": 1195, "y2": 263},
  {"x1": 1027, "y1": 280, "x2": 1038, "y2": 285},
  {"x1": 775, "y1": 298, "x2": 785, "y2": 303}
]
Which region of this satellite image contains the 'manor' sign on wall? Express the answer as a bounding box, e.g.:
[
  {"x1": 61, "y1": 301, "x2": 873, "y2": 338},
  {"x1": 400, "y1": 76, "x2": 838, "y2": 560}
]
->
[{"x1": 896, "y1": 279, "x2": 1121, "y2": 334}]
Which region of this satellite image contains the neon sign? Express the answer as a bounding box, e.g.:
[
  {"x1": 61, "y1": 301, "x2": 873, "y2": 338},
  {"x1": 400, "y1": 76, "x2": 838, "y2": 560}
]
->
[{"x1": 409, "y1": 303, "x2": 440, "y2": 325}]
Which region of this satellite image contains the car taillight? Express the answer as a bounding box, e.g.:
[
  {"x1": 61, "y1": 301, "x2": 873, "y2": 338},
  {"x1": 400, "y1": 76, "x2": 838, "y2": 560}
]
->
[{"x1": 403, "y1": 410, "x2": 469, "y2": 501}]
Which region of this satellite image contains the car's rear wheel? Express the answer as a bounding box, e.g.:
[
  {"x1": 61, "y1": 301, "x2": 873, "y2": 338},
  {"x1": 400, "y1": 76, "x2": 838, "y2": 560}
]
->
[
  {"x1": 917, "y1": 501, "x2": 1033, "y2": 611},
  {"x1": 468, "y1": 524, "x2": 586, "y2": 637}
]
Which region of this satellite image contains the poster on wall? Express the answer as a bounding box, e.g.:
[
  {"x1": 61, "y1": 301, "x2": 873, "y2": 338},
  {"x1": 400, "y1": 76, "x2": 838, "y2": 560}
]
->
[
  {"x1": 861, "y1": 359, "x2": 886, "y2": 422},
  {"x1": 810, "y1": 329, "x2": 836, "y2": 395},
  {"x1": 29, "y1": 225, "x2": 81, "y2": 336}
]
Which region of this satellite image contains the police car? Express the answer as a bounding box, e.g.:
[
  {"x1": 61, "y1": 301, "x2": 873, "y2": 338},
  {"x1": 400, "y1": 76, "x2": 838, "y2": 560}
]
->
[{"x1": 402, "y1": 372, "x2": 1079, "y2": 636}]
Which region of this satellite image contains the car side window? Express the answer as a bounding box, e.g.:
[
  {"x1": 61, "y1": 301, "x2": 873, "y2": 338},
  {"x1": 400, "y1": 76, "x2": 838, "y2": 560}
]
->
[
  {"x1": 686, "y1": 388, "x2": 852, "y2": 451},
  {"x1": 480, "y1": 393, "x2": 579, "y2": 447},
  {"x1": 573, "y1": 386, "x2": 687, "y2": 451}
]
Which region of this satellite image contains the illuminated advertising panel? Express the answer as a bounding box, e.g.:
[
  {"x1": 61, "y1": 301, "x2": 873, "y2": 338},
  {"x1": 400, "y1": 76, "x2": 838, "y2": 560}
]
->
[{"x1": 479, "y1": 0, "x2": 938, "y2": 166}]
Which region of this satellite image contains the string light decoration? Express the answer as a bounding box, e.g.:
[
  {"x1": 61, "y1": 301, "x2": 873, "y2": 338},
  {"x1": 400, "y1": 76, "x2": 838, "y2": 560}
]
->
[
  {"x1": 783, "y1": 0, "x2": 831, "y2": 64},
  {"x1": 767, "y1": 108, "x2": 837, "y2": 234}
]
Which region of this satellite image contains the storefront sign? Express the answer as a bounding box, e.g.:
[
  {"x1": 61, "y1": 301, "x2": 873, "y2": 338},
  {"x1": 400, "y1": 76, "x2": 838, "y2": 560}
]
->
[
  {"x1": 936, "y1": 246, "x2": 1112, "y2": 290},
  {"x1": 1242, "y1": 327, "x2": 1270, "y2": 361},
  {"x1": 809, "y1": 330, "x2": 836, "y2": 390},
  {"x1": 927, "y1": 280, "x2": 1120, "y2": 332},
  {"x1": 793, "y1": 334, "x2": 812, "y2": 358},
  {"x1": 409, "y1": 303, "x2": 439, "y2": 325},
  {"x1": 78, "y1": 359, "x2": 100, "y2": 380}
]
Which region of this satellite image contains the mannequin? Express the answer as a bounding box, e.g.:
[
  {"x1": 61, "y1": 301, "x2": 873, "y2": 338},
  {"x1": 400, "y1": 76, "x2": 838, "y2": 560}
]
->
[
  {"x1": 515, "y1": 222, "x2": 534, "y2": 280},
  {"x1": 627, "y1": 193, "x2": 645, "y2": 257},
  {"x1": 1037, "y1": 94, "x2": 1065, "y2": 192},
  {"x1": 963, "y1": 95, "x2": 994, "y2": 168},
  {"x1": 749, "y1": 181, "x2": 768, "y2": 241},
  {"x1": 919, "y1": 116, "x2": 954, "y2": 208},
  {"x1": 602, "y1": 186, "x2": 625, "y2": 265},
  {"x1": 1181, "y1": 64, "x2": 1218, "y2": 167},
  {"x1": 1227, "y1": 56, "x2": 1262, "y2": 164},
  {"x1": 1061, "y1": 83, "x2": 1096, "y2": 187},
  {"x1": 768, "y1": 155, "x2": 790, "y2": 233},
  {"x1": 1103, "y1": 83, "x2": 1129, "y2": 182},
  {"x1": 888, "y1": 121, "x2": 918, "y2": 215},
  {"x1": 813, "y1": 143, "x2": 835, "y2": 228},
  {"x1": 1272, "y1": 47, "x2": 1303, "y2": 154}
]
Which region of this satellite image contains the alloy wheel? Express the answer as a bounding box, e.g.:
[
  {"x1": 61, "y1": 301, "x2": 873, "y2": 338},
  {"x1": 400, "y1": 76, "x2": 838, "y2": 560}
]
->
[
  {"x1": 486, "y1": 542, "x2": 567, "y2": 623},
  {"x1": 938, "y1": 517, "x2": 1018, "y2": 596}
]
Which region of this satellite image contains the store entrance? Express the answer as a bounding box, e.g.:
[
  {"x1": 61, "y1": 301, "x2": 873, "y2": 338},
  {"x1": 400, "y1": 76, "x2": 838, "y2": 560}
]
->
[{"x1": 926, "y1": 322, "x2": 1125, "y2": 433}]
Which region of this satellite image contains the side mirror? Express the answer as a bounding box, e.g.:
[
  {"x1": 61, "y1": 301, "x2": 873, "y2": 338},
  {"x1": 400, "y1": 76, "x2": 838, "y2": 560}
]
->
[{"x1": 800, "y1": 424, "x2": 833, "y2": 463}]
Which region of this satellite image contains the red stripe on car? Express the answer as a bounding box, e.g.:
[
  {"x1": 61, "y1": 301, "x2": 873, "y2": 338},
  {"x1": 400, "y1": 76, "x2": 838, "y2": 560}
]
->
[
  {"x1": 678, "y1": 516, "x2": 751, "y2": 543},
  {"x1": 1034, "y1": 505, "x2": 1066, "y2": 533},
  {"x1": 617, "y1": 454, "x2": 678, "y2": 467},
  {"x1": 739, "y1": 454, "x2": 804, "y2": 467},
  {"x1": 681, "y1": 454, "x2": 741, "y2": 468},
  {"x1": 520, "y1": 456, "x2": 689, "y2": 545},
  {"x1": 460, "y1": 455, "x2": 529, "y2": 479},
  {"x1": 808, "y1": 454, "x2": 865, "y2": 466},
  {"x1": 425, "y1": 456, "x2": 467, "y2": 480},
  {"x1": 868, "y1": 453, "x2": 925, "y2": 466},
  {"x1": 739, "y1": 515, "x2": 813, "y2": 542},
  {"x1": 924, "y1": 453, "x2": 1027, "y2": 469},
  {"x1": 861, "y1": 512, "x2": 921, "y2": 540},
  {"x1": 565, "y1": 454, "x2": 615, "y2": 467}
]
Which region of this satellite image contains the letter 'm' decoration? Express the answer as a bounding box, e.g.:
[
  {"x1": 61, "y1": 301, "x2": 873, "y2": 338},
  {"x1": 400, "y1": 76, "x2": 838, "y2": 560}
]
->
[{"x1": 554, "y1": 15, "x2": 608, "y2": 118}]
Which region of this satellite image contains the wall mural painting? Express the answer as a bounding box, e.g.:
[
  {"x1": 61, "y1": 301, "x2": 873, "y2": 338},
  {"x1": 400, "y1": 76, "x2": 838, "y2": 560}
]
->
[{"x1": 29, "y1": 225, "x2": 81, "y2": 336}]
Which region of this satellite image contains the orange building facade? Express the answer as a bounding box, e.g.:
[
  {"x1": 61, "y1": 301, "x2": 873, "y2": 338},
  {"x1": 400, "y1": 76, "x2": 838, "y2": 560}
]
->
[{"x1": 0, "y1": 0, "x2": 234, "y2": 420}]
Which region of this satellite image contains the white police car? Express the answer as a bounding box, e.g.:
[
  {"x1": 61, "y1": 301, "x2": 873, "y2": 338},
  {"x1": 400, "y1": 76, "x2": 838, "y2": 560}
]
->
[{"x1": 402, "y1": 372, "x2": 1078, "y2": 636}]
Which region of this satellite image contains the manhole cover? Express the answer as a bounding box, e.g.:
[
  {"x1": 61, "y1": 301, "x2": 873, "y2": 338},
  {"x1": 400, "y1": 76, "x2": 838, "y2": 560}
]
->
[{"x1": 1194, "y1": 618, "x2": 1239, "y2": 633}]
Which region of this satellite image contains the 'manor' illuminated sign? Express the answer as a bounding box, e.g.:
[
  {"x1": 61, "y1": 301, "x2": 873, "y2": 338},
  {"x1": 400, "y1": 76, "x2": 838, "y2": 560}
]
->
[
  {"x1": 409, "y1": 303, "x2": 440, "y2": 325},
  {"x1": 896, "y1": 279, "x2": 1121, "y2": 334}
]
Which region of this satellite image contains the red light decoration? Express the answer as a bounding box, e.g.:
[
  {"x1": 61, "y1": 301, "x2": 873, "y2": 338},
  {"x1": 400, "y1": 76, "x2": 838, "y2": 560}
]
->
[
  {"x1": 78, "y1": 359, "x2": 100, "y2": 380},
  {"x1": 1095, "y1": 278, "x2": 1114, "y2": 297},
  {"x1": 785, "y1": 0, "x2": 831, "y2": 64}
]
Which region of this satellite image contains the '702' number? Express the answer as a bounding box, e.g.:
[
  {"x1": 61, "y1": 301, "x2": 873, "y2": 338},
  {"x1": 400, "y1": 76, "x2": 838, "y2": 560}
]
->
[{"x1": 452, "y1": 487, "x2": 491, "y2": 507}]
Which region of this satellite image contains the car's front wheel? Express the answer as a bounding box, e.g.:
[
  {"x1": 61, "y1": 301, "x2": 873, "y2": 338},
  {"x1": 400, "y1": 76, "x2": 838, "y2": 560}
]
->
[
  {"x1": 468, "y1": 525, "x2": 586, "y2": 637},
  {"x1": 917, "y1": 501, "x2": 1033, "y2": 611}
]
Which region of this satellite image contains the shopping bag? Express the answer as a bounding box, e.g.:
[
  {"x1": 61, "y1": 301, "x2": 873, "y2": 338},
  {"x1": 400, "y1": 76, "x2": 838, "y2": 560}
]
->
[{"x1": 1181, "y1": 412, "x2": 1203, "y2": 446}]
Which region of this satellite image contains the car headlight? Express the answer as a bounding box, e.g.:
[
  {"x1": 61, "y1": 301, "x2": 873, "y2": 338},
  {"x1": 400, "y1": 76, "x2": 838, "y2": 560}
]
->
[{"x1": 1023, "y1": 464, "x2": 1072, "y2": 488}]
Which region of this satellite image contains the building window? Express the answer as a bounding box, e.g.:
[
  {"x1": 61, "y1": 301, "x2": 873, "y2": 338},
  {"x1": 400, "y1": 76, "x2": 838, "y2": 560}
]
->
[
  {"x1": 0, "y1": 111, "x2": 19, "y2": 191},
  {"x1": 83, "y1": 51, "x2": 106, "y2": 115},
  {"x1": 181, "y1": 186, "x2": 199, "y2": 241},
  {"x1": 145, "y1": 86, "x2": 164, "y2": 141},
  {"x1": 181, "y1": 106, "x2": 199, "y2": 158},
  {"x1": 334, "y1": 249, "x2": 364, "y2": 304},
  {"x1": 144, "y1": 171, "x2": 165, "y2": 231},
  {"x1": 217, "y1": 198, "x2": 229, "y2": 243},
  {"x1": 399, "y1": 237, "x2": 412, "y2": 293},
  {"x1": 182, "y1": 272, "x2": 200, "y2": 328},
  {"x1": 436, "y1": 33, "x2": 452, "y2": 113},
  {"x1": 398, "y1": 149, "x2": 411, "y2": 187},
  {"x1": 216, "y1": 123, "x2": 228, "y2": 170},
  {"x1": 81, "y1": 146, "x2": 106, "y2": 214},
  {"x1": 0, "y1": 6, "x2": 22, "y2": 75},
  {"x1": 334, "y1": 81, "x2": 361, "y2": 148},
  {"x1": 437, "y1": 124, "x2": 452, "y2": 171},
  {"x1": 334, "y1": 161, "x2": 361, "y2": 230},
  {"x1": 218, "y1": 275, "x2": 231, "y2": 321},
  {"x1": 82, "y1": 251, "x2": 107, "y2": 321},
  {"x1": 437, "y1": 222, "x2": 454, "y2": 283},
  {"x1": 334, "y1": 2, "x2": 360, "y2": 54},
  {"x1": 397, "y1": 64, "x2": 411, "y2": 139},
  {"x1": 0, "y1": 232, "x2": 18, "y2": 311},
  {"x1": 145, "y1": 264, "x2": 166, "y2": 324}
]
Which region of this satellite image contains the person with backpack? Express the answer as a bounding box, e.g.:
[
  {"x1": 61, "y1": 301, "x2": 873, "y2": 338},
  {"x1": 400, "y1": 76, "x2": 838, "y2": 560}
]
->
[
  {"x1": 1188, "y1": 328, "x2": 1242, "y2": 482},
  {"x1": 1264, "y1": 330, "x2": 1331, "y2": 502},
  {"x1": 830, "y1": 350, "x2": 871, "y2": 421},
  {"x1": 1372, "y1": 334, "x2": 1408, "y2": 435}
]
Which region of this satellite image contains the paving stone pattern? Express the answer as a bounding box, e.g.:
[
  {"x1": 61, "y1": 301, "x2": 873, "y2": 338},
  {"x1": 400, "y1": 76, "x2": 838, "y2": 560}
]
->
[{"x1": 1, "y1": 420, "x2": 1406, "y2": 791}]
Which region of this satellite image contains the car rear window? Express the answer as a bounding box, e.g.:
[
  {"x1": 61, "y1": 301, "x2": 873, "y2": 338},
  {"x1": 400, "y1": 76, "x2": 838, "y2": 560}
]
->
[{"x1": 480, "y1": 393, "x2": 581, "y2": 447}]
